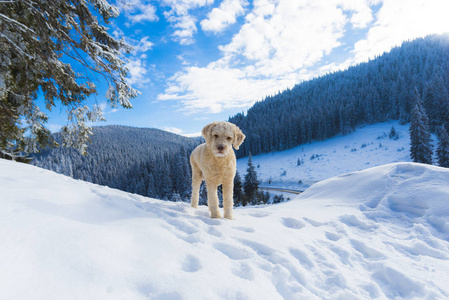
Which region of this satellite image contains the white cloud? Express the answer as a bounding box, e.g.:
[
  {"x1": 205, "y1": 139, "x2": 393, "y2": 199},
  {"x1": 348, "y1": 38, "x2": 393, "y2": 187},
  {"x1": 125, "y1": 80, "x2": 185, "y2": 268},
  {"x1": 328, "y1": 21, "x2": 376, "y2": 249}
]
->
[
  {"x1": 164, "y1": 12, "x2": 198, "y2": 45},
  {"x1": 125, "y1": 58, "x2": 150, "y2": 86},
  {"x1": 161, "y1": 0, "x2": 214, "y2": 14},
  {"x1": 348, "y1": 0, "x2": 449, "y2": 64},
  {"x1": 200, "y1": 0, "x2": 249, "y2": 33},
  {"x1": 183, "y1": 131, "x2": 202, "y2": 137},
  {"x1": 120, "y1": 0, "x2": 159, "y2": 25},
  {"x1": 161, "y1": 0, "x2": 214, "y2": 44},
  {"x1": 338, "y1": 0, "x2": 375, "y2": 29},
  {"x1": 162, "y1": 126, "x2": 184, "y2": 134},
  {"x1": 158, "y1": 64, "x2": 309, "y2": 113},
  {"x1": 131, "y1": 36, "x2": 154, "y2": 54},
  {"x1": 97, "y1": 102, "x2": 119, "y2": 117},
  {"x1": 110, "y1": 30, "x2": 153, "y2": 88},
  {"x1": 220, "y1": 0, "x2": 351, "y2": 77},
  {"x1": 161, "y1": 126, "x2": 201, "y2": 137},
  {"x1": 159, "y1": 0, "x2": 363, "y2": 112}
]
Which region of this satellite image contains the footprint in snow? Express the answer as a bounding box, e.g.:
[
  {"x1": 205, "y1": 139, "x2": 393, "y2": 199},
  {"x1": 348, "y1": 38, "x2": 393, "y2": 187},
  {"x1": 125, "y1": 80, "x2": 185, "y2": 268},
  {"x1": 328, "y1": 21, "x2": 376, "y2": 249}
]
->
[
  {"x1": 166, "y1": 218, "x2": 199, "y2": 235},
  {"x1": 152, "y1": 292, "x2": 183, "y2": 300},
  {"x1": 303, "y1": 217, "x2": 326, "y2": 227},
  {"x1": 238, "y1": 238, "x2": 275, "y2": 258},
  {"x1": 372, "y1": 265, "x2": 423, "y2": 298},
  {"x1": 213, "y1": 242, "x2": 252, "y2": 260},
  {"x1": 325, "y1": 231, "x2": 342, "y2": 241},
  {"x1": 339, "y1": 214, "x2": 377, "y2": 231},
  {"x1": 350, "y1": 239, "x2": 386, "y2": 260},
  {"x1": 167, "y1": 203, "x2": 189, "y2": 213},
  {"x1": 198, "y1": 215, "x2": 222, "y2": 226},
  {"x1": 207, "y1": 227, "x2": 223, "y2": 238},
  {"x1": 248, "y1": 212, "x2": 271, "y2": 218},
  {"x1": 328, "y1": 244, "x2": 352, "y2": 266},
  {"x1": 289, "y1": 247, "x2": 315, "y2": 269},
  {"x1": 384, "y1": 240, "x2": 449, "y2": 260},
  {"x1": 231, "y1": 262, "x2": 255, "y2": 281},
  {"x1": 281, "y1": 217, "x2": 306, "y2": 229},
  {"x1": 233, "y1": 226, "x2": 256, "y2": 233},
  {"x1": 181, "y1": 254, "x2": 202, "y2": 273}
]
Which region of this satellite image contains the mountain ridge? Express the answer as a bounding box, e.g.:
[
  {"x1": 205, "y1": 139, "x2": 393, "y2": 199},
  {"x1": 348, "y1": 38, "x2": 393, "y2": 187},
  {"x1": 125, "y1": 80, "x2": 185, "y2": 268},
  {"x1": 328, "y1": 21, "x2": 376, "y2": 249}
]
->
[
  {"x1": 31, "y1": 125, "x2": 198, "y2": 201},
  {"x1": 230, "y1": 34, "x2": 449, "y2": 157}
]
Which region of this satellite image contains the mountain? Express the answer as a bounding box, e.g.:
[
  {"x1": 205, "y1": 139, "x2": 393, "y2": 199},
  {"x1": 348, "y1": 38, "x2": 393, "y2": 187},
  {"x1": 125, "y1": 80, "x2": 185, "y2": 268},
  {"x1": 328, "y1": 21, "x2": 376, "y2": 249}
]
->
[
  {"x1": 2, "y1": 158, "x2": 449, "y2": 299},
  {"x1": 230, "y1": 34, "x2": 449, "y2": 158},
  {"x1": 31, "y1": 125, "x2": 199, "y2": 201}
]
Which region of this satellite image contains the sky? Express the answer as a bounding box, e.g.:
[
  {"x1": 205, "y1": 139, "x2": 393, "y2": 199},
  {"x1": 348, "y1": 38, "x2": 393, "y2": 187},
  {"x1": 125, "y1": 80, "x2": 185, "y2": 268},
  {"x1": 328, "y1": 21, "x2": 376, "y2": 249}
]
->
[{"x1": 41, "y1": 0, "x2": 449, "y2": 137}]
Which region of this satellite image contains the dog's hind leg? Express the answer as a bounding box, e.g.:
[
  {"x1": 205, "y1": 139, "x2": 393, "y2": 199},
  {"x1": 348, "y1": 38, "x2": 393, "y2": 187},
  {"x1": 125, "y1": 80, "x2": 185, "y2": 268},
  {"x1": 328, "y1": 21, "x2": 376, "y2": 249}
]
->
[
  {"x1": 190, "y1": 163, "x2": 202, "y2": 209},
  {"x1": 206, "y1": 181, "x2": 221, "y2": 218},
  {"x1": 222, "y1": 180, "x2": 234, "y2": 219}
]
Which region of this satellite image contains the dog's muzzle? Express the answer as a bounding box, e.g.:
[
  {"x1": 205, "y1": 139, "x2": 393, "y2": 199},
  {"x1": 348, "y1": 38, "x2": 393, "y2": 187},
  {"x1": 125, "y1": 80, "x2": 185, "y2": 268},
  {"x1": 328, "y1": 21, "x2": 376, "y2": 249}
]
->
[{"x1": 214, "y1": 144, "x2": 226, "y2": 157}]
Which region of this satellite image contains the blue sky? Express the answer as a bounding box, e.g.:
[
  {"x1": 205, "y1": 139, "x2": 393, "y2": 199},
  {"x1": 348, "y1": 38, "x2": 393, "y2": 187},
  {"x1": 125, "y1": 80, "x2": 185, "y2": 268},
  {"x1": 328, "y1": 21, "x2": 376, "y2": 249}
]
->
[{"x1": 42, "y1": 0, "x2": 449, "y2": 136}]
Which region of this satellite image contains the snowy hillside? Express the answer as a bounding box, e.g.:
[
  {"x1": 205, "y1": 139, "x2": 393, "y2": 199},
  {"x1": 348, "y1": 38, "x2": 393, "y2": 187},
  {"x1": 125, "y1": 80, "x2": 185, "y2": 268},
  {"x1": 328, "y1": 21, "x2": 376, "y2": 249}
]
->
[
  {"x1": 237, "y1": 121, "x2": 414, "y2": 190},
  {"x1": 1, "y1": 158, "x2": 449, "y2": 299}
]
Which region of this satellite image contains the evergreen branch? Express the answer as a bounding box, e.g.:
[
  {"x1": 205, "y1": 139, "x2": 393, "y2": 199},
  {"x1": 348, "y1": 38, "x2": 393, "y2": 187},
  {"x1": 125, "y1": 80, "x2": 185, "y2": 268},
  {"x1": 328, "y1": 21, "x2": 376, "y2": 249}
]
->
[
  {"x1": 0, "y1": 13, "x2": 36, "y2": 34},
  {"x1": 0, "y1": 32, "x2": 34, "y2": 60}
]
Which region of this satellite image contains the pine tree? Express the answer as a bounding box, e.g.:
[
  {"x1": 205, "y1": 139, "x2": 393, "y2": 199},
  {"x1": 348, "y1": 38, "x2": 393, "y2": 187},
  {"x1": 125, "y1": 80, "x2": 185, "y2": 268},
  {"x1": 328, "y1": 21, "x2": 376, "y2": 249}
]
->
[
  {"x1": 243, "y1": 154, "x2": 259, "y2": 204},
  {"x1": 389, "y1": 126, "x2": 399, "y2": 140},
  {"x1": 233, "y1": 171, "x2": 243, "y2": 207},
  {"x1": 0, "y1": 0, "x2": 139, "y2": 158},
  {"x1": 409, "y1": 92, "x2": 433, "y2": 164},
  {"x1": 436, "y1": 125, "x2": 449, "y2": 168}
]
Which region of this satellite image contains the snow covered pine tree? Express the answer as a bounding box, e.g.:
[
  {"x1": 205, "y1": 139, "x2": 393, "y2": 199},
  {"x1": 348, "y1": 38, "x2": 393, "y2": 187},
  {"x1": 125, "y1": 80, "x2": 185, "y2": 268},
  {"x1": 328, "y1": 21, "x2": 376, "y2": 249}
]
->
[
  {"x1": 0, "y1": 0, "x2": 138, "y2": 159},
  {"x1": 243, "y1": 154, "x2": 259, "y2": 205},
  {"x1": 437, "y1": 125, "x2": 449, "y2": 168},
  {"x1": 409, "y1": 92, "x2": 433, "y2": 164},
  {"x1": 233, "y1": 170, "x2": 243, "y2": 207}
]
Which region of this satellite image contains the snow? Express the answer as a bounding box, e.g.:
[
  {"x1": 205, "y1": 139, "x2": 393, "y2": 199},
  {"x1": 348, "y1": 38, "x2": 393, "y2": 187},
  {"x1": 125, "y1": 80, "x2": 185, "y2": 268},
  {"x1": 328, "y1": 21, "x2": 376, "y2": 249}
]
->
[
  {"x1": 1, "y1": 155, "x2": 449, "y2": 299},
  {"x1": 237, "y1": 120, "x2": 414, "y2": 191}
]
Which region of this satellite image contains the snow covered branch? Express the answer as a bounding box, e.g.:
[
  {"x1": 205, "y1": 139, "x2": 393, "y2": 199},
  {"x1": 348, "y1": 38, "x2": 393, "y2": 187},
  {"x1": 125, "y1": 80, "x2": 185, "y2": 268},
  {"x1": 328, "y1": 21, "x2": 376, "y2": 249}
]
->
[{"x1": 0, "y1": 0, "x2": 139, "y2": 156}]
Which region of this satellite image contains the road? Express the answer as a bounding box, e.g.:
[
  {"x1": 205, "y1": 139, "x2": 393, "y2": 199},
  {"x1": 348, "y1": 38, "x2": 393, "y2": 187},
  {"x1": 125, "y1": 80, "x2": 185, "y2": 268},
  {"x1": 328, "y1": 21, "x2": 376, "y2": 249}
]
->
[{"x1": 258, "y1": 187, "x2": 304, "y2": 195}]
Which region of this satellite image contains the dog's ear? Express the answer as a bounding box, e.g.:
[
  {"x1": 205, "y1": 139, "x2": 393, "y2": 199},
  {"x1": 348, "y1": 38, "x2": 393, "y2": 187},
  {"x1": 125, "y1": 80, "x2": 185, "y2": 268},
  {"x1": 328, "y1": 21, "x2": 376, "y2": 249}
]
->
[
  {"x1": 233, "y1": 125, "x2": 245, "y2": 150},
  {"x1": 202, "y1": 122, "x2": 216, "y2": 144}
]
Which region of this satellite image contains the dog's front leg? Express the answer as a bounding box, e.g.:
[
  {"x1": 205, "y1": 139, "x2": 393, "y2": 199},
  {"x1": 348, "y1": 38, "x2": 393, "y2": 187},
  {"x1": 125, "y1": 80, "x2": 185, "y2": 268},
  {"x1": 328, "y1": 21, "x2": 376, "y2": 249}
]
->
[
  {"x1": 222, "y1": 180, "x2": 234, "y2": 219},
  {"x1": 206, "y1": 181, "x2": 221, "y2": 218},
  {"x1": 191, "y1": 165, "x2": 202, "y2": 209}
]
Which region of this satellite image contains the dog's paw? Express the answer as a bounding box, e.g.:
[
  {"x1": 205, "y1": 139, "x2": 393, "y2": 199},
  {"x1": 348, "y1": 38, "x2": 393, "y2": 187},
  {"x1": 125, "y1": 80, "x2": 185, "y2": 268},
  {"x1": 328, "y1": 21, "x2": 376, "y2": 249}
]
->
[
  {"x1": 210, "y1": 210, "x2": 222, "y2": 219},
  {"x1": 224, "y1": 212, "x2": 234, "y2": 220}
]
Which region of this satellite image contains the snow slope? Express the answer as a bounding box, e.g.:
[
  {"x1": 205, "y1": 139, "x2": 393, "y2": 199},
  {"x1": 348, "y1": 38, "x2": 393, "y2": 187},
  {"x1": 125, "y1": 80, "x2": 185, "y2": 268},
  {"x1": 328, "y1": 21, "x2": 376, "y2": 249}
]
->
[
  {"x1": 237, "y1": 120, "x2": 413, "y2": 190},
  {"x1": 1, "y1": 158, "x2": 449, "y2": 299}
]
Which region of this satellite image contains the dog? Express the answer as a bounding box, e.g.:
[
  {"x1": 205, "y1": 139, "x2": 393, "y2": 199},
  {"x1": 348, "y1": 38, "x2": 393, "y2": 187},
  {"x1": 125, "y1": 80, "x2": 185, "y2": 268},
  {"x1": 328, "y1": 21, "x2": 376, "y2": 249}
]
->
[{"x1": 190, "y1": 121, "x2": 245, "y2": 219}]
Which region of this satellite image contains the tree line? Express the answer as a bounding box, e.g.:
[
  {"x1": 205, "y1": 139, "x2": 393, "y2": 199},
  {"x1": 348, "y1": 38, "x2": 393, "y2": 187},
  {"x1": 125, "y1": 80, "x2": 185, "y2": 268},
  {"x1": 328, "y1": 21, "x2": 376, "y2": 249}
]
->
[
  {"x1": 229, "y1": 35, "x2": 449, "y2": 161},
  {"x1": 31, "y1": 126, "x2": 278, "y2": 205},
  {"x1": 32, "y1": 126, "x2": 199, "y2": 201}
]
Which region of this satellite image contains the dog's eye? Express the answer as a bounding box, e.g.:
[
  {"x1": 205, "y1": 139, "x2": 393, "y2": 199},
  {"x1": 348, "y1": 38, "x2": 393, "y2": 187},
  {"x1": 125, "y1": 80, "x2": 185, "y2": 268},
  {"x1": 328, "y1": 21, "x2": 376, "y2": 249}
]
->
[
  {"x1": 227, "y1": 137, "x2": 232, "y2": 141},
  {"x1": 214, "y1": 134, "x2": 219, "y2": 138}
]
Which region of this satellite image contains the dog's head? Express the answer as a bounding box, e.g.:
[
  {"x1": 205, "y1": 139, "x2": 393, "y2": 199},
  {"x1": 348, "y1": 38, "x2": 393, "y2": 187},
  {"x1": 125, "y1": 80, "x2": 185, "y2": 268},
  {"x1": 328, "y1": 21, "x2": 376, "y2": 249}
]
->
[{"x1": 202, "y1": 121, "x2": 246, "y2": 157}]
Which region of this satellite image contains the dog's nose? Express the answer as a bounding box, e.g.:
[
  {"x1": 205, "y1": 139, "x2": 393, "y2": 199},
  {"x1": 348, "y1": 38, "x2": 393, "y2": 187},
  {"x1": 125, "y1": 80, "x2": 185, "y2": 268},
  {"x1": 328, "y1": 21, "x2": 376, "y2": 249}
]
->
[{"x1": 217, "y1": 145, "x2": 225, "y2": 151}]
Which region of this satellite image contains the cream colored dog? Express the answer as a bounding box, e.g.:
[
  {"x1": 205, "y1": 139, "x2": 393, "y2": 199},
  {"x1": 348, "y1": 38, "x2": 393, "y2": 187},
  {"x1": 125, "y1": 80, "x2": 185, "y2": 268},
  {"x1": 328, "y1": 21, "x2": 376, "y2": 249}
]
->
[{"x1": 190, "y1": 121, "x2": 245, "y2": 219}]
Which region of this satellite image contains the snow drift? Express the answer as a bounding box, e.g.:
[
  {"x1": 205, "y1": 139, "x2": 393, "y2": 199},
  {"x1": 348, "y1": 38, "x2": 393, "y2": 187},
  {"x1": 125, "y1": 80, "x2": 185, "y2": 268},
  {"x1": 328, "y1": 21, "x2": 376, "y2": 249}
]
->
[{"x1": 1, "y1": 158, "x2": 449, "y2": 299}]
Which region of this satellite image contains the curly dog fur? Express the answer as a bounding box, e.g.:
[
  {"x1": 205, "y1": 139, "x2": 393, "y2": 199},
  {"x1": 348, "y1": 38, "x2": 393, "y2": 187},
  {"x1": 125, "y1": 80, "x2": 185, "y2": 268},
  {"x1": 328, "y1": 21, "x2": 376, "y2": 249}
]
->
[{"x1": 190, "y1": 121, "x2": 245, "y2": 219}]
